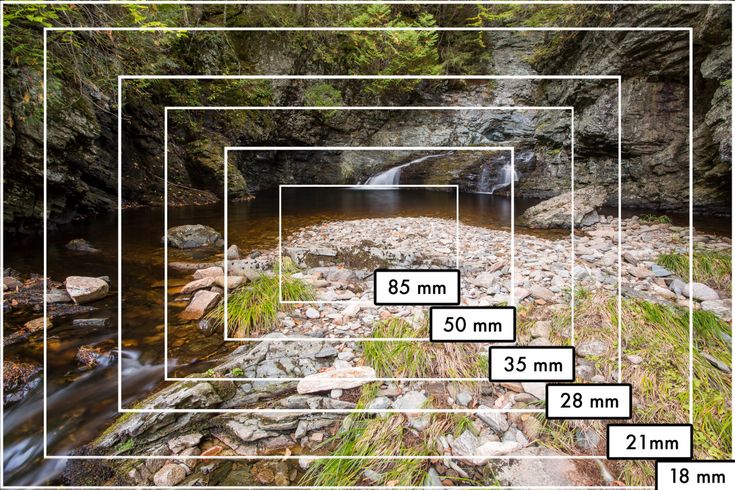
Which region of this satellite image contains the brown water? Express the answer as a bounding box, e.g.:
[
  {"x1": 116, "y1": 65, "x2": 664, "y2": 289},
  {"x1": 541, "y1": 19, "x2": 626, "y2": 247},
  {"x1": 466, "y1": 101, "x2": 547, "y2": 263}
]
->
[{"x1": 3, "y1": 188, "x2": 731, "y2": 485}]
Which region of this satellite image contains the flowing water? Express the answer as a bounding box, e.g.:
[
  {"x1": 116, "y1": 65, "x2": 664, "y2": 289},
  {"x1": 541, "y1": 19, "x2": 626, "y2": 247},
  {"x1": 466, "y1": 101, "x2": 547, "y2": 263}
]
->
[
  {"x1": 364, "y1": 154, "x2": 451, "y2": 186},
  {"x1": 3, "y1": 188, "x2": 731, "y2": 485}
]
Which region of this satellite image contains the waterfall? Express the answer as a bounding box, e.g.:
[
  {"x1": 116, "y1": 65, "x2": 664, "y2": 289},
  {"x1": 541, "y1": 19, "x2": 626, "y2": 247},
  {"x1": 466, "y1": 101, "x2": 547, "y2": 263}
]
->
[
  {"x1": 488, "y1": 163, "x2": 519, "y2": 194},
  {"x1": 478, "y1": 164, "x2": 493, "y2": 193},
  {"x1": 363, "y1": 153, "x2": 449, "y2": 186}
]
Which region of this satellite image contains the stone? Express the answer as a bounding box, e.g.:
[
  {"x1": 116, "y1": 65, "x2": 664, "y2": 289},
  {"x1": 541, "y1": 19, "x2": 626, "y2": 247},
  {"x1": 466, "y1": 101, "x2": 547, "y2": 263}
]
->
[
  {"x1": 214, "y1": 275, "x2": 245, "y2": 290},
  {"x1": 685, "y1": 283, "x2": 719, "y2": 301},
  {"x1": 478, "y1": 408, "x2": 509, "y2": 433},
  {"x1": 164, "y1": 224, "x2": 223, "y2": 249},
  {"x1": 227, "y1": 244, "x2": 240, "y2": 259},
  {"x1": 65, "y1": 238, "x2": 100, "y2": 253},
  {"x1": 181, "y1": 290, "x2": 221, "y2": 320},
  {"x1": 394, "y1": 391, "x2": 430, "y2": 431},
  {"x1": 495, "y1": 447, "x2": 582, "y2": 486},
  {"x1": 72, "y1": 318, "x2": 110, "y2": 328},
  {"x1": 626, "y1": 354, "x2": 644, "y2": 365},
  {"x1": 168, "y1": 433, "x2": 203, "y2": 453},
  {"x1": 521, "y1": 382, "x2": 546, "y2": 400},
  {"x1": 424, "y1": 468, "x2": 443, "y2": 487},
  {"x1": 153, "y1": 463, "x2": 187, "y2": 487},
  {"x1": 577, "y1": 339, "x2": 609, "y2": 357},
  {"x1": 651, "y1": 265, "x2": 672, "y2": 277},
  {"x1": 514, "y1": 287, "x2": 530, "y2": 301},
  {"x1": 701, "y1": 352, "x2": 731, "y2": 373},
  {"x1": 341, "y1": 302, "x2": 361, "y2": 318},
  {"x1": 450, "y1": 430, "x2": 480, "y2": 457},
  {"x1": 3, "y1": 276, "x2": 23, "y2": 290},
  {"x1": 529, "y1": 285, "x2": 554, "y2": 301},
  {"x1": 181, "y1": 277, "x2": 216, "y2": 294},
  {"x1": 469, "y1": 441, "x2": 522, "y2": 464},
  {"x1": 305, "y1": 308, "x2": 320, "y2": 319},
  {"x1": 456, "y1": 391, "x2": 473, "y2": 407},
  {"x1": 296, "y1": 366, "x2": 376, "y2": 394},
  {"x1": 521, "y1": 186, "x2": 607, "y2": 229},
  {"x1": 575, "y1": 428, "x2": 601, "y2": 450},
  {"x1": 670, "y1": 278, "x2": 688, "y2": 296},
  {"x1": 630, "y1": 267, "x2": 654, "y2": 279},
  {"x1": 701, "y1": 299, "x2": 732, "y2": 320},
  {"x1": 193, "y1": 266, "x2": 224, "y2": 280},
  {"x1": 65, "y1": 276, "x2": 109, "y2": 304},
  {"x1": 366, "y1": 396, "x2": 391, "y2": 410},
  {"x1": 530, "y1": 320, "x2": 551, "y2": 338},
  {"x1": 622, "y1": 252, "x2": 639, "y2": 266},
  {"x1": 47, "y1": 288, "x2": 72, "y2": 303}
]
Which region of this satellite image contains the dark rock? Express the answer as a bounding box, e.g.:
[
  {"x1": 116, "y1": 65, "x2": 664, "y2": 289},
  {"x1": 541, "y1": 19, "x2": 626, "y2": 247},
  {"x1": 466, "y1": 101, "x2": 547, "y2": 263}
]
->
[
  {"x1": 72, "y1": 317, "x2": 111, "y2": 328},
  {"x1": 65, "y1": 238, "x2": 101, "y2": 253},
  {"x1": 3, "y1": 360, "x2": 41, "y2": 405},
  {"x1": 164, "y1": 224, "x2": 223, "y2": 249}
]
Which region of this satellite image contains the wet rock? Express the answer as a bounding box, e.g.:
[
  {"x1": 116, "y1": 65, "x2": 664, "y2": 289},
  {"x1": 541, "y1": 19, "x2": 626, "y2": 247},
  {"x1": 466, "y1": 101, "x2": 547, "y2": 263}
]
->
[
  {"x1": 3, "y1": 360, "x2": 41, "y2": 405},
  {"x1": 521, "y1": 186, "x2": 606, "y2": 229},
  {"x1": 4, "y1": 317, "x2": 50, "y2": 346},
  {"x1": 153, "y1": 463, "x2": 187, "y2": 486},
  {"x1": 181, "y1": 290, "x2": 221, "y2": 320},
  {"x1": 72, "y1": 318, "x2": 110, "y2": 328},
  {"x1": 47, "y1": 288, "x2": 72, "y2": 303},
  {"x1": 198, "y1": 318, "x2": 220, "y2": 337},
  {"x1": 297, "y1": 366, "x2": 376, "y2": 394},
  {"x1": 65, "y1": 276, "x2": 109, "y2": 304},
  {"x1": 165, "y1": 224, "x2": 223, "y2": 249},
  {"x1": 3, "y1": 276, "x2": 23, "y2": 290},
  {"x1": 65, "y1": 238, "x2": 100, "y2": 253},
  {"x1": 75, "y1": 344, "x2": 115, "y2": 369}
]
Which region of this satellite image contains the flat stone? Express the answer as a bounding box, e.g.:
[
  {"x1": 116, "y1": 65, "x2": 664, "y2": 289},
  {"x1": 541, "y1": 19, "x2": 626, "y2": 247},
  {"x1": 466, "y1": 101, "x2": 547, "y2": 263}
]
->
[
  {"x1": 65, "y1": 276, "x2": 109, "y2": 304},
  {"x1": 577, "y1": 339, "x2": 609, "y2": 357},
  {"x1": 181, "y1": 290, "x2": 221, "y2": 320},
  {"x1": 181, "y1": 277, "x2": 216, "y2": 294},
  {"x1": 530, "y1": 285, "x2": 554, "y2": 301},
  {"x1": 651, "y1": 265, "x2": 672, "y2": 277},
  {"x1": 296, "y1": 366, "x2": 375, "y2": 394},
  {"x1": 495, "y1": 447, "x2": 582, "y2": 486},
  {"x1": 72, "y1": 318, "x2": 110, "y2": 328},
  {"x1": 193, "y1": 266, "x2": 224, "y2": 280},
  {"x1": 478, "y1": 408, "x2": 509, "y2": 433},
  {"x1": 305, "y1": 308, "x2": 320, "y2": 319},
  {"x1": 701, "y1": 299, "x2": 732, "y2": 320},
  {"x1": 394, "y1": 391, "x2": 430, "y2": 431},
  {"x1": 168, "y1": 433, "x2": 203, "y2": 453},
  {"x1": 47, "y1": 288, "x2": 72, "y2": 303},
  {"x1": 685, "y1": 283, "x2": 719, "y2": 301}
]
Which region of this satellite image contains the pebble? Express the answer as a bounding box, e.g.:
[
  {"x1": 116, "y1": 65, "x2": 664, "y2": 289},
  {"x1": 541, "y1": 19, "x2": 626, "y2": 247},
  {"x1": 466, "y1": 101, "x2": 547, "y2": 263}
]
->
[{"x1": 305, "y1": 308, "x2": 321, "y2": 319}]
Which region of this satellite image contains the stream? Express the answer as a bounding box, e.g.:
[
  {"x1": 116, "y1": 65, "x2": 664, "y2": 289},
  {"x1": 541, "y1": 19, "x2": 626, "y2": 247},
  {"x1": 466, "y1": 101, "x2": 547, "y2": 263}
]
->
[{"x1": 3, "y1": 188, "x2": 730, "y2": 485}]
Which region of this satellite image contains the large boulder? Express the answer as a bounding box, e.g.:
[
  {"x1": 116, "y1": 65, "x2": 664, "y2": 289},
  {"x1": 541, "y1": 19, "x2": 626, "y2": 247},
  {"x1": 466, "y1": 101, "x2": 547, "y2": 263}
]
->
[
  {"x1": 65, "y1": 276, "x2": 109, "y2": 304},
  {"x1": 164, "y1": 224, "x2": 223, "y2": 249},
  {"x1": 521, "y1": 186, "x2": 607, "y2": 229}
]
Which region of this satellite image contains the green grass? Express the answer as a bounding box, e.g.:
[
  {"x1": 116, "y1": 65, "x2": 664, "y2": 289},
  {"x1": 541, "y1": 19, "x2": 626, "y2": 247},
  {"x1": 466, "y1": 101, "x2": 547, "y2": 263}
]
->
[
  {"x1": 639, "y1": 214, "x2": 672, "y2": 224},
  {"x1": 115, "y1": 438, "x2": 135, "y2": 454},
  {"x1": 537, "y1": 292, "x2": 731, "y2": 486},
  {"x1": 205, "y1": 259, "x2": 314, "y2": 337},
  {"x1": 301, "y1": 415, "x2": 429, "y2": 486},
  {"x1": 360, "y1": 317, "x2": 485, "y2": 379},
  {"x1": 657, "y1": 249, "x2": 731, "y2": 291}
]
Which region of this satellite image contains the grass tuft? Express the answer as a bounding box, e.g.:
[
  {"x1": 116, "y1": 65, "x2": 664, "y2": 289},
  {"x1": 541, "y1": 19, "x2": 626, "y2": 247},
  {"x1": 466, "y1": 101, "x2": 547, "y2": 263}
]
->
[
  {"x1": 657, "y1": 250, "x2": 731, "y2": 291},
  {"x1": 361, "y1": 316, "x2": 485, "y2": 379},
  {"x1": 205, "y1": 258, "x2": 314, "y2": 337},
  {"x1": 639, "y1": 214, "x2": 672, "y2": 224}
]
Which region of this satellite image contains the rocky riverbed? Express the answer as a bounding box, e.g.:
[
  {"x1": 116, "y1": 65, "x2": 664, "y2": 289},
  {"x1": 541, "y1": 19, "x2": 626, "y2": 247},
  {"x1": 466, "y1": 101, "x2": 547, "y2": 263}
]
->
[{"x1": 3, "y1": 214, "x2": 714, "y2": 486}]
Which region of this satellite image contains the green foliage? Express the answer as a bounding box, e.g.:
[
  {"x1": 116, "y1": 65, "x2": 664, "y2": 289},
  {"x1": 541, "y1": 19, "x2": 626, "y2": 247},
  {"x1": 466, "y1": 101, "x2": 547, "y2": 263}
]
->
[
  {"x1": 229, "y1": 367, "x2": 245, "y2": 377},
  {"x1": 347, "y1": 4, "x2": 441, "y2": 95},
  {"x1": 657, "y1": 250, "x2": 731, "y2": 291},
  {"x1": 304, "y1": 83, "x2": 344, "y2": 119},
  {"x1": 639, "y1": 214, "x2": 672, "y2": 224},
  {"x1": 115, "y1": 438, "x2": 135, "y2": 454},
  {"x1": 205, "y1": 259, "x2": 314, "y2": 337}
]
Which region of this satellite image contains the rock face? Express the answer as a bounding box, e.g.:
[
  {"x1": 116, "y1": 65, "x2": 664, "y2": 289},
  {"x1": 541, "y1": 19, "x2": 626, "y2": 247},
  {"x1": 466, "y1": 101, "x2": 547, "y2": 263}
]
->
[
  {"x1": 65, "y1": 276, "x2": 109, "y2": 304},
  {"x1": 521, "y1": 186, "x2": 607, "y2": 229},
  {"x1": 165, "y1": 225, "x2": 223, "y2": 249}
]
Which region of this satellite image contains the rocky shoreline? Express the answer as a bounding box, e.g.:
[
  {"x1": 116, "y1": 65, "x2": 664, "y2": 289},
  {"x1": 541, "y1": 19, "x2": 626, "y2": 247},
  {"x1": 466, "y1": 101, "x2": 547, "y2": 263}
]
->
[{"x1": 4, "y1": 214, "x2": 731, "y2": 486}]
